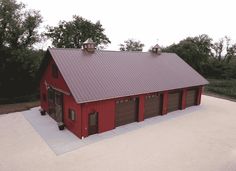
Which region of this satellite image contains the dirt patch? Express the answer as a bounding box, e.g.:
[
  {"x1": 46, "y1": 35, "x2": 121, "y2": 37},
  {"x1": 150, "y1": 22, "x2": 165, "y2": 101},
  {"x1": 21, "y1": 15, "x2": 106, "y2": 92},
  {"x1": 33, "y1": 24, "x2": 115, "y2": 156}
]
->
[{"x1": 0, "y1": 101, "x2": 40, "y2": 114}]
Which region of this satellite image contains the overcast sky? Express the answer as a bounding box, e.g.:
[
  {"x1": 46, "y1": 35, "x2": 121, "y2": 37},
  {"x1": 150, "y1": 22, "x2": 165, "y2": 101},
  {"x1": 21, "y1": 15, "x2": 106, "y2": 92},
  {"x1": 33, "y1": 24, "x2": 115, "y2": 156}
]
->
[{"x1": 19, "y1": 0, "x2": 236, "y2": 51}]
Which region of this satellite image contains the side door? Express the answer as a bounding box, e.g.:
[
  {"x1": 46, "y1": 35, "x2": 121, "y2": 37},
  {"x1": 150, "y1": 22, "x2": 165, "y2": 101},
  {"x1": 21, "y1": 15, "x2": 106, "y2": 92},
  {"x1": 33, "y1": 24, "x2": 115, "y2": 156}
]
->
[
  {"x1": 88, "y1": 112, "x2": 98, "y2": 135},
  {"x1": 54, "y1": 91, "x2": 63, "y2": 123},
  {"x1": 48, "y1": 88, "x2": 56, "y2": 120}
]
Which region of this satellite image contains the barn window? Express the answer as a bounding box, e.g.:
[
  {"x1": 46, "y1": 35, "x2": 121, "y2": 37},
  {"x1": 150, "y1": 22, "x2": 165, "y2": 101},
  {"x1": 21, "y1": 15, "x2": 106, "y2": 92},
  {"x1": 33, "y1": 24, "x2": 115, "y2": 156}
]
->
[
  {"x1": 48, "y1": 89, "x2": 54, "y2": 102},
  {"x1": 55, "y1": 93, "x2": 62, "y2": 105},
  {"x1": 52, "y1": 64, "x2": 58, "y2": 78},
  {"x1": 69, "y1": 109, "x2": 76, "y2": 121}
]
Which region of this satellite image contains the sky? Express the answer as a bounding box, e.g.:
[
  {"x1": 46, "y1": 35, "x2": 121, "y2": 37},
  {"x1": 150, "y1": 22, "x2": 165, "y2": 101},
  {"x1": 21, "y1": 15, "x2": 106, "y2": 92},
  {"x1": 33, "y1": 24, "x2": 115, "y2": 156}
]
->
[{"x1": 19, "y1": 0, "x2": 236, "y2": 51}]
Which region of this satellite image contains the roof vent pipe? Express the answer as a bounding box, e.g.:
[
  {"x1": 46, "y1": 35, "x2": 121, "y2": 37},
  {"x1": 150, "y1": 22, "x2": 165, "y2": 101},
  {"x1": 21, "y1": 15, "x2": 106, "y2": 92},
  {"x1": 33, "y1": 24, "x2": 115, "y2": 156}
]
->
[
  {"x1": 152, "y1": 44, "x2": 161, "y2": 55},
  {"x1": 82, "y1": 38, "x2": 96, "y2": 52}
]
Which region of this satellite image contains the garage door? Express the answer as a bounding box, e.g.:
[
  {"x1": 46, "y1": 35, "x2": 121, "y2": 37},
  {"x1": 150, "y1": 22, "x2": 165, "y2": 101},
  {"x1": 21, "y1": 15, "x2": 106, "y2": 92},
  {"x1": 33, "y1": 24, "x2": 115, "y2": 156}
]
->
[
  {"x1": 168, "y1": 91, "x2": 181, "y2": 112},
  {"x1": 144, "y1": 93, "x2": 162, "y2": 119},
  {"x1": 115, "y1": 97, "x2": 139, "y2": 127},
  {"x1": 186, "y1": 89, "x2": 197, "y2": 107}
]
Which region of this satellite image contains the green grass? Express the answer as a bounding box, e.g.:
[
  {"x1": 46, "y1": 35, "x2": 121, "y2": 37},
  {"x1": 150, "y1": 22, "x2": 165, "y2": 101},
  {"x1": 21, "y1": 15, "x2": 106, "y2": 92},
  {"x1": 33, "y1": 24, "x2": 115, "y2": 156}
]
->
[{"x1": 205, "y1": 79, "x2": 236, "y2": 99}]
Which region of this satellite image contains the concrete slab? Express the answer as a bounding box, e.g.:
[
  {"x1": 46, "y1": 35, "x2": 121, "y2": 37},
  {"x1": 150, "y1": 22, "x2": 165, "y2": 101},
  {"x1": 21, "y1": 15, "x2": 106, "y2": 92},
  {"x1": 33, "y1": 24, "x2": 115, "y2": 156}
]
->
[
  {"x1": 21, "y1": 102, "x2": 215, "y2": 155},
  {"x1": 23, "y1": 107, "x2": 86, "y2": 155}
]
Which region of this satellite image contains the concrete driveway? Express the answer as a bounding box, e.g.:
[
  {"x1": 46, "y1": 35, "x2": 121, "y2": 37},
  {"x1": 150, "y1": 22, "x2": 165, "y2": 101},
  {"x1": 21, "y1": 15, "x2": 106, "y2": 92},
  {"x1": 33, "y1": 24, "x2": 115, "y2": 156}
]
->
[{"x1": 0, "y1": 95, "x2": 236, "y2": 171}]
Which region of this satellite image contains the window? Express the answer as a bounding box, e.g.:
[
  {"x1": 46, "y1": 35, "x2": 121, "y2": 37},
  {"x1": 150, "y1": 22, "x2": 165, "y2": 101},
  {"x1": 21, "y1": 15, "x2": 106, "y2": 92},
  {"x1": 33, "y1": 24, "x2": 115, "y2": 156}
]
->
[
  {"x1": 48, "y1": 88, "x2": 54, "y2": 102},
  {"x1": 89, "y1": 112, "x2": 97, "y2": 126},
  {"x1": 55, "y1": 93, "x2": 62, "y2": 105},
  {"x1": 68, "y1": 109, "x2": 76, "y2": 121},
  {"x1": 52, "y1": 64, "x2": 58, "y2": 78}
]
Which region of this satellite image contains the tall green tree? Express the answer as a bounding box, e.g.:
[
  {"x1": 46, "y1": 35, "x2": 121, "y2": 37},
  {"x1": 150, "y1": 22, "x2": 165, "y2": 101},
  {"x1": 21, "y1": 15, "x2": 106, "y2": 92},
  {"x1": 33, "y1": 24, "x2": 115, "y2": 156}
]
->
[
  {"x1": 119, "y1": 39, "x2": 144, "y2": 51},
  {"x1": 163, "y1": 34, "x2": 212, "y2": 73},
  {"x1": 212, "y1": 36, "x2": 236, "y2": 63},
  {"x1": 0, "y1": 0, "x2": 42, "y2": 49},
  {"x1": 46, "y1": 15, "x2": 111, "y2": 48},
  {"x1": 0, "y1": 0, "x2": 43, "y2": 103}
]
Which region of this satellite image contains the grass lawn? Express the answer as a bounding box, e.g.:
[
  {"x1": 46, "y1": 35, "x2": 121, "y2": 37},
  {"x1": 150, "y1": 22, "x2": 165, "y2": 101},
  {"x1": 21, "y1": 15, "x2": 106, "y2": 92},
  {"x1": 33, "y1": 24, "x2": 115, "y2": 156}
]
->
[
  {"x1": 0, "y1": 101, "x2": 39, "y2": 114},
  {"x1": 205, "y1": 79, "x2": 236, "y2": 101}
]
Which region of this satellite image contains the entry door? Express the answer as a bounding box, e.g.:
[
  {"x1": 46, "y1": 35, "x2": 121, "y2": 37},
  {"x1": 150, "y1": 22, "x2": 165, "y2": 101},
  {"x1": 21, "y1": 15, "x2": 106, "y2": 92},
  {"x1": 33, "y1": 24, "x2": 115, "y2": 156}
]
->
[
  {"x1": 88, "y1": 112, "x2": 98, "y2": 135},
  {"x1": 48, "y1": 88, "x2": 56, "y2": 120},
  {"x1": 54, "y1": 92, "x2": 63, "y2": 123},
  {"x1": 47, "y1": 88, "x2": 63, "y2": 122}
]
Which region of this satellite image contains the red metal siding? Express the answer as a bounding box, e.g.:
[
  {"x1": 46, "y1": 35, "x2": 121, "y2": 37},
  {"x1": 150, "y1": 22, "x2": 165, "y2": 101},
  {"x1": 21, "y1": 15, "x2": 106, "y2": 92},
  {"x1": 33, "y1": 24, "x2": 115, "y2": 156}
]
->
[
  {"x1": 40, "y1": 59, "x2": 71, "y2": 113},
  {"x1": 63, "y1": 94, "x2": 82, "y2": 138},
  {"x1": 162, "y1": 91, "x2": 168, "y2": 115},
  {"x1": 40, "y1": 82, "x2": 48, "y2": 111},
  {"x1": 80, "y1": 87, "x2": 203, "y2": 138},
  {"x1": 40, "y1": 58, "x2": 83, "y2": 138},
  {"x1": 196, "y1": 86, "x2": 203, "y2": 105},
  {"x1": 181, "y1": 89, "x2": 187, "y2": 109},
  {"x1": 138, "y1": 94, "x2": 145, "y2": 122},
  {"x1": 81, "y1": 100, "x2": 115, "y2": 138}
]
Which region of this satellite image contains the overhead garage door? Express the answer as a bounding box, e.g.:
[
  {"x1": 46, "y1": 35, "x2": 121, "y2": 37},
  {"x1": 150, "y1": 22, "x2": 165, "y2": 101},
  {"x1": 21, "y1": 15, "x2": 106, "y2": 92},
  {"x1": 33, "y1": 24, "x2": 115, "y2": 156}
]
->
[
  {"x1": 186, "y1": 89, "x2": 197, "y2": 107},
  {"x1": 144, "y1": 93, "x2": 162, "y2": 119},
  {"x1": 168, "y1": 91, "x2": 181, "y2": 112},
  {"x1": 115, "y1": 97, "x2": 139, "y2": 127}
]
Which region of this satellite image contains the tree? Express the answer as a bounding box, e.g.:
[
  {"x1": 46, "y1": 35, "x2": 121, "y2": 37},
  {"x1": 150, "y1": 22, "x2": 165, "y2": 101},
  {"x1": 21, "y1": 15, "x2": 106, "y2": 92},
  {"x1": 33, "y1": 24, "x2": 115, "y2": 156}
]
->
[
  {"x1": 212, "y1": 36, "x2": 236, "y2": 63},
  {"x1": 163, "y1": 34, "x2": 212, "y2": 73},
  {"x1": 119, "y1": 39, "x2": 144, "y2": 51},
  {"x1": 0, "y1": 0, "x2": 44, "y2": 103},
  {"x1": 46, "y1": 15, "x2": 111, "y2": 48},
  {"x1": 0, "y1": 0, "x2": 42, "y2": 49},
  {"x1": 0, "y1": 47, "x2": 45, "y2": 102}
]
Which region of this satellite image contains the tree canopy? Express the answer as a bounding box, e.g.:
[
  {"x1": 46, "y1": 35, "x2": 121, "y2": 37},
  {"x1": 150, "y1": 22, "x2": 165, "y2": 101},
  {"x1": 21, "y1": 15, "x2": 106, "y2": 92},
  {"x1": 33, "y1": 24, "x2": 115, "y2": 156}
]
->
[
  {"x1": 163, "y1": 34, "x2": 212, "y2": 73},
  {"x1": 0, "y1": 0, "x2": 42, "y2": 49},
  {"x1": 212, "y1": 36, "x2": 236, "y2": 63},
  {"x1": 163, "y1": 34, "x2": 236, "y2": 78},
  {"x1": 0, "y1": 0, "x2": 44, "y2": 103},
  {"x1": 119, "y1": 39, "x2": 144, "y2": 51},
  {"x1": 46, "y1": 15, "x2": 111, "y2": 48}
]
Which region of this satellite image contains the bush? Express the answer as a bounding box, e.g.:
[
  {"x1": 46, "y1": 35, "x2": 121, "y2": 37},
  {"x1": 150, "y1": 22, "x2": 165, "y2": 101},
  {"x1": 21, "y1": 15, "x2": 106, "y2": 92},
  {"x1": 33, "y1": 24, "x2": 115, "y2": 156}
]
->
[
  {"x1": 205, "y1": 79, "x2": 236, "y2": 99},
  {"x1": 202, "y1": 59, "x2": 236, "y2": 79},
  {"x1": 0, "y1": 48, "x2": 45, "y2": 104}
]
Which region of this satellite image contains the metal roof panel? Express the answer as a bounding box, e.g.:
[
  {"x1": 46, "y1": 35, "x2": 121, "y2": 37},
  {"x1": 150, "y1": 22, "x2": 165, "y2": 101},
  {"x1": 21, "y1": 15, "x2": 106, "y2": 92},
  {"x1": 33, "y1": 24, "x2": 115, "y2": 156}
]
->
[{"x1": 49, "y1": 48, "x2": 208, "y2": 103}]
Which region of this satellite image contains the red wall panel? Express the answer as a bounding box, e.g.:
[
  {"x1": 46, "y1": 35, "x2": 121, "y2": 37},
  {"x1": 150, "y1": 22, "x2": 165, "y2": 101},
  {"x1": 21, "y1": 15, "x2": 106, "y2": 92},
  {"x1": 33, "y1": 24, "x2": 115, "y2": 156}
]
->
[
  {"x1": 40, "y1": 58, "x2": 82, "y2": 138},
  {"x1": 197, "y1": 86, "x2": 203, "y2": 105},
  {"x1": 162, "y1": 91, "x2": 168, "y2": 115},
  {"x1": 40, "y1": 59, "x2": 70, "y2": 113},
  {"x1": 81, "y1": 100, "x2": 115, "y2": 138},
  {"x1": 138, "y1": 94, "x2": 145, "y2": 122},
  {"x1": 63, "y1": 94, "x2": 82, "y2": 138},
  {"x1": 181, "y1": 88, "x2": 187, "y2": 109}
]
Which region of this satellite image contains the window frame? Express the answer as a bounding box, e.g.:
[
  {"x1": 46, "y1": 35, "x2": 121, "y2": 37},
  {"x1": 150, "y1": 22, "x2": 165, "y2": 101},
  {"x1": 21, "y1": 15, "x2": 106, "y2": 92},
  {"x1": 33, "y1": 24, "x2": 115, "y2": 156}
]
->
[
  {"x1": 68, "y1": 109, "x2": 76, "y2": 121},
  {"x1": 48, "y1": 88, "x2": 54, "y2": 103}
]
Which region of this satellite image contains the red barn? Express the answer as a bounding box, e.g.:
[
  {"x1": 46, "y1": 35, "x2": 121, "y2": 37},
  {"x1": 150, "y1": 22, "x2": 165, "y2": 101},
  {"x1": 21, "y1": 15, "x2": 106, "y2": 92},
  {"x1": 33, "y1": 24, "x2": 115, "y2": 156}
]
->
[{"x1": 39, "y1": 40, "x2": 208, "y2": 139}]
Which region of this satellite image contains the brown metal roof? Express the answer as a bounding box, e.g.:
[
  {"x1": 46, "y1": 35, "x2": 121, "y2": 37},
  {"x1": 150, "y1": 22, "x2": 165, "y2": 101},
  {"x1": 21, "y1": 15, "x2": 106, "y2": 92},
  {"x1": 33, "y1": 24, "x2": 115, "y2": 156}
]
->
[{"x1": 48, "y1": 48, "x2": 208, "y2": 103}]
